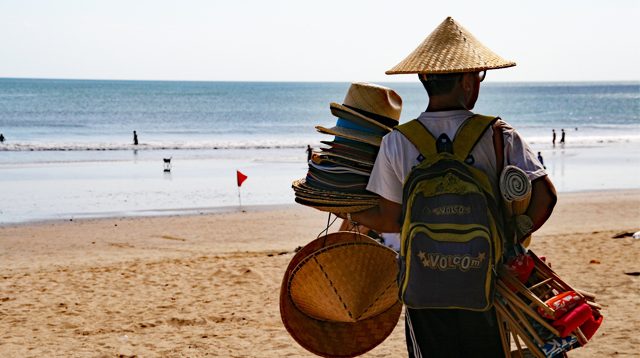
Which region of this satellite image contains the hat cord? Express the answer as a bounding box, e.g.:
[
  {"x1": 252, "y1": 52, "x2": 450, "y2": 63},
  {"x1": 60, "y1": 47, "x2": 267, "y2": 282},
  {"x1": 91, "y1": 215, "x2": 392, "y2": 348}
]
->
[{"x1": 318, "y1": 213, "x2": 340, "y2": 245}]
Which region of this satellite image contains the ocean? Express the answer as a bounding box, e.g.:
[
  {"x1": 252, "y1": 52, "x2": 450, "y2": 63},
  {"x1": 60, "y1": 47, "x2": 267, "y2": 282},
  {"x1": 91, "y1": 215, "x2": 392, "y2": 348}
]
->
[{"x1": 1, "y1": 78, "x2": 639, "y2": 224}]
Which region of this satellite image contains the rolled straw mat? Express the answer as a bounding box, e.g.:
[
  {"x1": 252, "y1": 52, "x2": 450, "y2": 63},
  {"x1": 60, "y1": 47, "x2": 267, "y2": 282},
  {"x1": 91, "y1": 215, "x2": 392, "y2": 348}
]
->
[
  {"x1": 280, "y1": 231, "x2": 402, "y2": 357},
  {"x1": 499, "y1": 165, "x2": 532, "y2": 215}
]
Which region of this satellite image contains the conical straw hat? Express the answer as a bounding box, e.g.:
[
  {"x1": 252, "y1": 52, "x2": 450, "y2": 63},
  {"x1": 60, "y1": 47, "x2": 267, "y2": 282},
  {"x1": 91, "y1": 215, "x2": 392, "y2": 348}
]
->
[
  {"x1": 280, "y1": 231, "x2": 402, "y2": 357},
  {"x1": 386, "y1": 17, "x2": 516, "y2": 75}
]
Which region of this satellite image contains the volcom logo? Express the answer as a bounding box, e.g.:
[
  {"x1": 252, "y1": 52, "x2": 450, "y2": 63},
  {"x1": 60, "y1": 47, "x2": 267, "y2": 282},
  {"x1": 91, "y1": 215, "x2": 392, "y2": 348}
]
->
[
  {"x1": 417, "y1": 251, "x2": 486, "y2": 272},
  {"x1": 430, "y1": 205, "x2": 471, "y2": 216}
]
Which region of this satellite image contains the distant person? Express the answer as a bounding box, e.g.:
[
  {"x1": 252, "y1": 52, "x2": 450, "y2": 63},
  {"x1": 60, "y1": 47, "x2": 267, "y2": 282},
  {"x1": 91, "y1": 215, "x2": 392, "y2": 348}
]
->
[
  {"x1": 560, "y1": 128, "x2": 566, "y2": 144},
  {"x1": 306, "y1": 144, "x2": 313, "y2": 162},
  {"x1": 133, "y1": 130, "x2": 139, "y2": 145},
  {"x1": 552, "y1": 129, "x2": 556, "y2": 146},
  {"x1": 538, "y1": 151, "x2": 546, "y2": 169},
  {"x1": 0, "y1": 133, "x2": 4, "y2": 143}
]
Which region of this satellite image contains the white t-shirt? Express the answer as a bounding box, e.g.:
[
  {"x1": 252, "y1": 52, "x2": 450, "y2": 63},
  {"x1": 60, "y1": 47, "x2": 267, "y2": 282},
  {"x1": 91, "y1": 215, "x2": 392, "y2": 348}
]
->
[{"x1": 367, "y1": 110, "x2": 547, "y2": 204}]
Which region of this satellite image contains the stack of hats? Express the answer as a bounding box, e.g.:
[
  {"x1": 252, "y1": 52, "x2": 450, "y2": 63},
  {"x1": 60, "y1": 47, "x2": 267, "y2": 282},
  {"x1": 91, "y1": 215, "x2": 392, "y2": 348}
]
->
[{"x1": 292, "y1": 82, "x2": 402, "y2": 212}]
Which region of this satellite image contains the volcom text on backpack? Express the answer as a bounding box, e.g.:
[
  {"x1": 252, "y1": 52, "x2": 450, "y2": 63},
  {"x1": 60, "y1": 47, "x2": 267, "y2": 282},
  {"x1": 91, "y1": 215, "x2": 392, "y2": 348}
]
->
[{"x1": 396, "y1": 115, "x2": 505, "y2": 311}]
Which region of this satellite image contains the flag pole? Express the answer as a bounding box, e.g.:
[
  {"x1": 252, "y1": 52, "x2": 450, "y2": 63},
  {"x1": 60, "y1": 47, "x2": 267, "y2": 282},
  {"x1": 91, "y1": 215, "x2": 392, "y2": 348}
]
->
[{"x1": 236, "y1": 169, "x2": 247, "y2": 211}]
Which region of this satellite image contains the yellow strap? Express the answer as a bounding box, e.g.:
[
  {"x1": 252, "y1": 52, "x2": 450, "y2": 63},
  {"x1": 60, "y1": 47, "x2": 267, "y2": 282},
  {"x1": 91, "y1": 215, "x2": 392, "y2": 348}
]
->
[
  {"x1": 452, "y1": 114, "x2": 498, "y2": 162},
  {"x1": 395, "y1": 120, "x2": 437, "y2": 158}
]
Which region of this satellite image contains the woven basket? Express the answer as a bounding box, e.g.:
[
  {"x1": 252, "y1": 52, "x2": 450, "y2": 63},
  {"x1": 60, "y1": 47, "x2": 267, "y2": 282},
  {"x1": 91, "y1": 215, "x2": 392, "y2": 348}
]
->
[
  {"x1": 289, "y1": 241, "x2": 399, "y2": 322},
  {"x1": 280, "y1": 232, "x2": 402, "y2": 357}
]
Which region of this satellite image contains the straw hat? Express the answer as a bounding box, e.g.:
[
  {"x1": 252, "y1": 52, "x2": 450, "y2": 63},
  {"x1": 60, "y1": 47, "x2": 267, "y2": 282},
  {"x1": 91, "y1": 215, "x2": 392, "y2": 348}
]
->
[
  {"x1": 316, "y1": 83, "x2": 402, "y2": 145},
  {"x1": 330, "y1": 82, "x2": 402, "y2": 130},
  {"x1": 386, "y1": 17, "x2": 516, "y2": 75},
  {"x1": 280, "y1": 231, "x2": 402, "y2": 357}
]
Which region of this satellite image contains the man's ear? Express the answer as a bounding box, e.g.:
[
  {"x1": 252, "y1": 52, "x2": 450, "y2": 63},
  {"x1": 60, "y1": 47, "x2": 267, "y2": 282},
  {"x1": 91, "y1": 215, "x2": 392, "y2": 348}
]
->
[{"x1": 461, "y1": 73, "x2": 474, "y2": 91}]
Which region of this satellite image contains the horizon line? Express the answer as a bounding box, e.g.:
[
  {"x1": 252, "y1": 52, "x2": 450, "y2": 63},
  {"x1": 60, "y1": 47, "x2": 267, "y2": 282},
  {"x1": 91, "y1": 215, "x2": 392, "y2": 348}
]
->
[{"x1": 1, "y1": 76, "x2": 639, "y2": 84}]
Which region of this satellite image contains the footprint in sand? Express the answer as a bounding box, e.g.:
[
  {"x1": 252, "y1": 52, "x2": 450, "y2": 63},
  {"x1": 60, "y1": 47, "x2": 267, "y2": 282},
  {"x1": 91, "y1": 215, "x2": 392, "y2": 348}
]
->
[{"x1": 166, "y1": 316, "x2": 207, "y2": 327}]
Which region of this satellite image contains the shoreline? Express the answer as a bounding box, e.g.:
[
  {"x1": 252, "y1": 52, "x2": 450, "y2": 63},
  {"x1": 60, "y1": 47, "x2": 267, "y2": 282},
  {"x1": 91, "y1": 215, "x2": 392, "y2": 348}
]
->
[
  {"x1": 1, "y1": 188, "x2": 638, "y2": 228},
  {"x1": 0, "y1": 203, "x2": 296, "y2": 228}
]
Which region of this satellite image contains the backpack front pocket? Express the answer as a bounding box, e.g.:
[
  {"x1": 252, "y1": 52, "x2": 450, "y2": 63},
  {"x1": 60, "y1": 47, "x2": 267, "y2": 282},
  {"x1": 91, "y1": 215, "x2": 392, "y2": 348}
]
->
[{"x1": 399, "y1": 224, "x2": 494, "y2": 311}]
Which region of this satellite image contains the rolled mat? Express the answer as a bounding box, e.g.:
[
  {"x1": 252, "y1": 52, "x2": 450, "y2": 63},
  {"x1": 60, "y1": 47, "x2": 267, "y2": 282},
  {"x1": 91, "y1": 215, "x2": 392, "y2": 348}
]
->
[{"x1": 499, "y1": 165, "x2": 532, "y2": 216}]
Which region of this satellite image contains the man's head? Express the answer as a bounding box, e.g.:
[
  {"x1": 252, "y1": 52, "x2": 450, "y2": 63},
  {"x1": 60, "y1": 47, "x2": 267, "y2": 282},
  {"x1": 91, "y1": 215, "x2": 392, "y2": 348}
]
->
[
  {"x1": 386, "y1": 17, "x2": 514, "y2": 109},
  {"x1": 418, "y1": 71, "x2": 486, "y2": 110}
]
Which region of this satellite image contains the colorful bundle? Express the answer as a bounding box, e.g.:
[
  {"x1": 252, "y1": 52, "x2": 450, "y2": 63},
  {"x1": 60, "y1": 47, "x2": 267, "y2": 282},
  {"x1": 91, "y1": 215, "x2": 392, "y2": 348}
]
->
[
  {"x1": 496, "y1": 250, "x2": 603, "y2": 358},
  {"x1": 292, "y1": 83, "x2": 401, "y2": 213}
]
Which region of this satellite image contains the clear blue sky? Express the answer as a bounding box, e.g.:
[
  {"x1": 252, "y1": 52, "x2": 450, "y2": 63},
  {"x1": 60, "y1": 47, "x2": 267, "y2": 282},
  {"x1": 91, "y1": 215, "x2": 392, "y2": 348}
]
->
[{"x1": 1, "y1": 0, "x2": 638, "y2": 82}]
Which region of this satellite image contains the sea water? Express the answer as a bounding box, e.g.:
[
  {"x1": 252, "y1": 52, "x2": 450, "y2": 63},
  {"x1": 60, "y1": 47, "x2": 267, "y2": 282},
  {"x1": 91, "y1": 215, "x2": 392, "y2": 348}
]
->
[{"x1": 0, "y1": 79, "x2": 638, "y2": 223}]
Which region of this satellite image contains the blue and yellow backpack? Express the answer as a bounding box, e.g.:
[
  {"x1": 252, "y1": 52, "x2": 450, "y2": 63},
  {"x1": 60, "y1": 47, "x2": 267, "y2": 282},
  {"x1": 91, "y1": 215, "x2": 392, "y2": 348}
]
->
[{"x1": 395, "y1": 114, "x2": 506, "y2": 311}]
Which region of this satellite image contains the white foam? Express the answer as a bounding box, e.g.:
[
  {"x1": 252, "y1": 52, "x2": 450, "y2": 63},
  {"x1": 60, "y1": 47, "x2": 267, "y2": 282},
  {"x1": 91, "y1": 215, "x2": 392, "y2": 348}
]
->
[{"x1": 0, "y1": 138, "x2": 319, "y2": 152}]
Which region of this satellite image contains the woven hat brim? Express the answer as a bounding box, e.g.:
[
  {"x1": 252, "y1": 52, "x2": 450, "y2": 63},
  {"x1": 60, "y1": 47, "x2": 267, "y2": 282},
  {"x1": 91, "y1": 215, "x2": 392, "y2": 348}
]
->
[
  {"x1": 292, "y1": 179, "x2": 378, "y2": 202},
  {"x1": 320, "y1": 139, "x2": 379, "y2": 156},
  {"x1": 293, "y1": 179, "x2": 377, "y2": 200},
  {"x1": 308, "y1": 161, "x2": 371, "y2": 177},
  {"x1": 293, "y1": 193, "x2": 378, "y2": 205},
  {"x1": 386, "y1": 63, "x2": 516, "y2": 75},
  {"x1": 385, "y1": 17, "x2": 516, "y2": 75},
  {"x1": 315, "y1": 155, "x2": 374, "y2": 171},
  {"x1": 320, "y1": 146, "x2": 378, "y2": 165},
  {"x1": 294, "y1": 198, "x2": 378, "y2": 213},
  {"x1": 330, "y1": 103, "x2": 395, "y2": 132},
  {"x1": 280, "y1": 232, "x2": 402, "y2": 357},
  {"x1": 316, "y1": 126, "x2": 382, "y2": 147}
]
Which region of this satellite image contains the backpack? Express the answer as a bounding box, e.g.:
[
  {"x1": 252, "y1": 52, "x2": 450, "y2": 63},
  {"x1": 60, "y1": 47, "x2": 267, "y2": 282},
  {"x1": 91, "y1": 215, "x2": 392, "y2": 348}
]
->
[{"x1": 395, "y1": 114, "x2": 506, "y2": 311}]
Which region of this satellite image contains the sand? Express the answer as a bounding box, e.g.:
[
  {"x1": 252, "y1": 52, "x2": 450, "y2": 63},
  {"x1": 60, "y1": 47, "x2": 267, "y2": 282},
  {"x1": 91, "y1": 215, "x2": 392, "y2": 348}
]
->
[{"x1": 0, "y1": 190, "x2": 639, "y2": 357}]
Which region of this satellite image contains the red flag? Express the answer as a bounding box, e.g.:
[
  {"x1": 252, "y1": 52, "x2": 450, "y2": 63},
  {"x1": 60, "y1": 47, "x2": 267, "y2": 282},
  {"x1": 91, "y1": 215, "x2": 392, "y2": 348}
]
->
[{"x1": 236, "y1": 170, "x2": 248, "y2": 187}]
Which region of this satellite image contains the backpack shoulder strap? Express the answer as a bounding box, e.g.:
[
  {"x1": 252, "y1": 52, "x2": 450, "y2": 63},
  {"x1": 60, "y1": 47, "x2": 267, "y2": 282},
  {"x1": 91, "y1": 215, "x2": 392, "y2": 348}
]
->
[
  {"x1": 492, "y1": 119, "x2": 505, "y2": 176},
  {"x1": 394, "y1": 119, "x2": 438, "y2": 158},
  {"x1": 452, "y1": 114, "x2": 499, "y2": 162}
]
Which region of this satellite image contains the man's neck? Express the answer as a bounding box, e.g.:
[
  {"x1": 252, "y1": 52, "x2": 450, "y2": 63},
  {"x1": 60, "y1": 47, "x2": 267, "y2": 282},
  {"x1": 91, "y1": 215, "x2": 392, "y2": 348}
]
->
[
  {"x1": 426, "y1": 104, "x2": 468, "y2": 112},
  {"x1": 426, "y1": 96, "x2": 468, "y2": 112}
]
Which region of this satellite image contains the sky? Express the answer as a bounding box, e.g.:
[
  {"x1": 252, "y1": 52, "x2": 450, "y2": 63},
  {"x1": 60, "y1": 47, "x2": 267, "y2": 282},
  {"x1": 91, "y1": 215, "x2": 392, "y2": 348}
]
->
[{"x1": 1, "y1": 0, "x2": 639, "y2": 82}]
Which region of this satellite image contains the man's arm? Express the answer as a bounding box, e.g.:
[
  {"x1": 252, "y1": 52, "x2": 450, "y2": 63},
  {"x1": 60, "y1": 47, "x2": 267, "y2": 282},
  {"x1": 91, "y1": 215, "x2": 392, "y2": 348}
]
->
[
  {"x1": 341, "y1": 196, "x2": 403, "y2": 234},
  {"x1": 526, "y1": 175, "x2": 557, "y2": 233}
]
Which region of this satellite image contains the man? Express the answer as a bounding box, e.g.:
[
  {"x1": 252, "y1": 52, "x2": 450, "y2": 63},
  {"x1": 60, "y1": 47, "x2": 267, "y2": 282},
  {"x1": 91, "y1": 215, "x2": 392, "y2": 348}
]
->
[
  {"x1": 538, "y1": 151, "x2": 546, "y2": 169},
  {"x1": 552, "y1": 129, "x2": 556, "y2": 146},
  {"x1": 560, "y1": 128, "x2": 566, "y2": 144},
  {"x1": 306, "y1": 144, "x2": 313, "y2": 162},
  {"x1": 339, "y1": 17, "x2": 557, "y2": 357}
]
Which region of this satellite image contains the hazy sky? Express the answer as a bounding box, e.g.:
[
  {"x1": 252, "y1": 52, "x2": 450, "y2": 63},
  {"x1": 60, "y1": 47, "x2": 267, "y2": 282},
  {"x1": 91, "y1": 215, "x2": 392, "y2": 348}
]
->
[{"x1": 1, "y1": 0, "x2": 638, "y2": 82}]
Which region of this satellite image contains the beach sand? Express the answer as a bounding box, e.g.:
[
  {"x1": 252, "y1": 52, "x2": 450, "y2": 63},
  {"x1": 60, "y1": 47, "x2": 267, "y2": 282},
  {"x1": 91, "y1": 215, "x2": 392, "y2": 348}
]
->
[{"x1": 0, "y1": 190, "x2": 638, "y2": 357}]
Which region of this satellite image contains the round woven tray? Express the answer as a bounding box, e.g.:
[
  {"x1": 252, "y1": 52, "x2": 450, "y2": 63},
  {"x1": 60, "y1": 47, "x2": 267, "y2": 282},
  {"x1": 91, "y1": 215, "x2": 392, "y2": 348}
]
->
[{"x1": 280, "y1": 232, "x2": 402, "y2": 357}]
